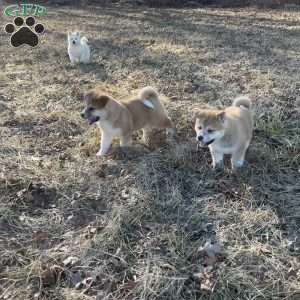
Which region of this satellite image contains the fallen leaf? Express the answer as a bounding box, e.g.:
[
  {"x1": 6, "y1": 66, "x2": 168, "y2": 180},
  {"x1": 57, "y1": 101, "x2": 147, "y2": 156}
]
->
[
  {"x1": 159, "y1": 263, "x2": 177, "y2": 272},
  {"x1": 32, "y1": 231, "x2": 49, "y2": 243},
  {"x1": 286, "y1": 267, "x2": 298, "y2": 279},
  {"x1": 63, "y1": 256, "x2": 79, "y2": 267},
  {"x1": 41, "y1": 265, "x2": 64, "y2": 287},
  {"x1": 199, "y1": 241, "x2": 223, "y2": 258},
  {"x1": 41, "y1": 268, "x2": 56, "y2": 286},
  {"x1": 75, "y1": 281, "x2": 84, "y2": 290},
  {"x1": 201, "y1": 277, "x2": 216, "y2": 292},
  {"x1": 119, "y1": 280, "x2": 137, "y2": 292},
  {"x1": 82, "y1": 277, "x2": 94, "y2": 286},
  {"x1": 121, "y1": 189, "x2": 130, "y2": 199},
  {"x1": 68, "y1": 271, "x2": 82, "y2": 286},
  {"x1": 203, "y1": 255, "x2": 217, "y2": 267}
]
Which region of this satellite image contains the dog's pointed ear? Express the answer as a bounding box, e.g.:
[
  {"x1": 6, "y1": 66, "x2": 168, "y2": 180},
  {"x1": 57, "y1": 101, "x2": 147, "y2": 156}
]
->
[
  {"x1": 84, "y1": 89, "x2": 110, "y2": 108},
  {"x1": 81, "y1": 92, "x2": 87, "y2": 102},
  {"x1": 192, "y1": 109, "x2": 202, "y2": 122},
  {"x1": 192, "y1": 111, "x2": 198, "y2": 122},
  {"x1": 217, "y1": 111, "x2": 225, "y2": 123},
  {"x1": 83, "y1": 91, "x2": 91, "y2": 102}
]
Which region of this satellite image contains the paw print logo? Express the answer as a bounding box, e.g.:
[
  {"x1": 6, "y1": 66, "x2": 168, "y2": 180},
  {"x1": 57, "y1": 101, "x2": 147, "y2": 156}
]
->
[{"x1": 4, "y1": 16, "x2": 45, "y2": 47}]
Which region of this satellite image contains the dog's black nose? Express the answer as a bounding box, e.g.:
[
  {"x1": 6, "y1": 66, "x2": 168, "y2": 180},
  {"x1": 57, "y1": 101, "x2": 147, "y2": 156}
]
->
[
  {"x1": 198, "y1": 136, "x2": 203, "y2": 142},
  {"x1": 73, "y1": 41, "x2": 76, "y2": 44},
  {"x1": 80, "y1": 112, "x2": 85, "y2": 119}
]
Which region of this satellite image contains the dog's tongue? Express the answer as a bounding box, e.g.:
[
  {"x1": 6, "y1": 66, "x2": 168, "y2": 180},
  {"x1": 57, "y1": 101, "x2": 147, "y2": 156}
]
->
[
  {"x1": 87, "y1": 116, "x2": 99, "y2": 125},
  {"x1": 87, "y1": 119, "x2": 94, "y2": 125}
]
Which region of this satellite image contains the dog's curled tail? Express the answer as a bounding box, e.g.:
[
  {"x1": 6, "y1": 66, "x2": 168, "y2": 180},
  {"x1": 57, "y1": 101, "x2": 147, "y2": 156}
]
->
[
  {"x1": 139, "y1": 86, "x2": 159, "y2": 101},
  {"x1": 233, "y1": 96, "x2": 251, "y2": 110},
  {"x1": 139, "y1": 86, "x2": 159, "y2": 110},
  {"x1": 81, "y1": 36, "x2": 89, "y2": 44}
]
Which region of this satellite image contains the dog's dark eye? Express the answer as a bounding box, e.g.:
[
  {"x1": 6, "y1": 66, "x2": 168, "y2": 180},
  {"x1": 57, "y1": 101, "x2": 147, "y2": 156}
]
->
[
  {"x1": 207, "y1": 129, "x2": 214, "y2": 134},
  {"x1": 198, "y1": 126, "x2": 202, "y2": 130},
  {"x1": 88, "y1": 107, "x2": 95, "y2": 112}
]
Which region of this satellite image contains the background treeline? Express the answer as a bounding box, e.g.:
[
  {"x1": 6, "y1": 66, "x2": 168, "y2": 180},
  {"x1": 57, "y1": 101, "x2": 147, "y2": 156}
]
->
[
  {"x1": 126, "y1": 0, "x2": 300, "y2": 7},
  {"x1": 4, "y1": 0, "x2": 300, "y2": 8}
]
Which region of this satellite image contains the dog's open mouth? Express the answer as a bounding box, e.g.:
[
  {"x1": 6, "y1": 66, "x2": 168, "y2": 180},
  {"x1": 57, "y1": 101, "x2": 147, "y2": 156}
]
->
[
  {"x1": 205, "y1": 139, "x2": 215, "y2": 146},
  {"x1": 87, "y1": 116, "x2": 100, "y2": 125},
  {"x1": 198, "y1": 139, "x2": 215, "y2": 148}
]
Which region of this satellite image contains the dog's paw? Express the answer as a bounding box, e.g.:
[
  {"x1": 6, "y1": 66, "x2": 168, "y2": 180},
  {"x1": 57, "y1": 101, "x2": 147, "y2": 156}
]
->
[
  {"x1": 96, "y1": 151, "x2": 106, "y2": 157},
  {"x1": 80, "y1": 59, "x2": 90, "y2": 64},
  {"x1": 166, "y1": 128, "x2": 176, "y2": 143},
  {"x1": 70, "y1": 59, "x2": 79, "y2": 64},
  {"x1": 231, "y1": 160, "x2": 246, "y2": 171},
  {"x1": 232, "y1": 160, "x2": 248, "y2": 173},
  {"x1": 213, "y1": 162, "x2": 224, "y2": 172},
  {"x1": 4, "y1": 16, "x2": 44, "y2": 47}
]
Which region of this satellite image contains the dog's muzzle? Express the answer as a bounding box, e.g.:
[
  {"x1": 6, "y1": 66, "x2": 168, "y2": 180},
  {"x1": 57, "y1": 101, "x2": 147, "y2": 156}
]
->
[
  {"x1": 197, "y1": 138, "x2": 215, "y2": 148},
  {"x1": 80, "y1": 112, "x2": 100, "y2": 125},
  {"x1": 87, "y1": 116, "x2": 100, "y2": 125}
]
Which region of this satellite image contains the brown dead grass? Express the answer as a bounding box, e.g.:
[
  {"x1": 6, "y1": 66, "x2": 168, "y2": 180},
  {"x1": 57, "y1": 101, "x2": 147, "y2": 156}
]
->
[{"x1": 0, "y1": 3, "x2": 300, "y2": 300}]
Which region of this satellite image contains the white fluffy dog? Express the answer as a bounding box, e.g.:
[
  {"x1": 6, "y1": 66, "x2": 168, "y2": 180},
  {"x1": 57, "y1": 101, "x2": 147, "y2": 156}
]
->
[{"x1": 67, "y1": 31, "x2": 90, "y2": 64}]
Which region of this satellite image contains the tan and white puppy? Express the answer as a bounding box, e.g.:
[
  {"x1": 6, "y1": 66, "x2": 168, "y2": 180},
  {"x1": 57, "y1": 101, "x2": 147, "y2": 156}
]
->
[
  {"x1": 81, "y1": 86, "x2": 173, "y2": 156},
  {"x1": 194, "y1": 96, "x2": 253, "y2": 170}
]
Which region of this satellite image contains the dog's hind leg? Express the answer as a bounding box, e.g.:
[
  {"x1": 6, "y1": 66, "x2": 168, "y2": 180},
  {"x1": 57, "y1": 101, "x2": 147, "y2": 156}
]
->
[
  {"x1": 120, "y1": 135, "x2": 132, "y2": 147},
  {"x1": 231, "y1": 146, "x2": 247, "y2": 170},
  {"x1": 161, "y1": 117, "x2": 175, "y2": 140},
  {"x1": 142, "y1": 128, "x2": 152, "y2": 144}
]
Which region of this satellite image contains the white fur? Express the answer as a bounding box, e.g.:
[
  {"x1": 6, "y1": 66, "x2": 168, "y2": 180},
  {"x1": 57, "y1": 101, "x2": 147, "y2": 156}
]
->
[
  {"x1": 96, "y1": 121, "x2": 121, "y2": 156},
  {"x1": 67, "y1": 32, "x2": 90, "y2": 64},
  {"x1": 232, "y1": 96, "x2": 251, "y2": 110},
  {"x1": 143, "y1": 99, "x2": 155, "y2": 109},
  {"x1": 138, "y1": 86, "x2": 159, "y2": 100}
]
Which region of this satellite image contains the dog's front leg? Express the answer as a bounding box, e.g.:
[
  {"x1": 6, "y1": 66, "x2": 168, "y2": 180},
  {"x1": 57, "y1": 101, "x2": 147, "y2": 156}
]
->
[
  {"x1": 142, "y1": 128, "x2": 151, "y2": 143},
  {"x1": 210, "y1": 147, "x2": 224, "y2": 170},
  {"x1": 96, "y1": 131, "x2": 113, "y2": 156},
  {"x1": 70, "y1": 57, "x2": 79, "y2": 64}
]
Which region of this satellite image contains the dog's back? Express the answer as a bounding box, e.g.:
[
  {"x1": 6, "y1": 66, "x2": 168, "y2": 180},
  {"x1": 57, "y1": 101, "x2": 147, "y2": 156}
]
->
[
  {"x1": 225, "y1": 96, "x2": 253, "y2": 145},
  {"x1": 122, "y1": 86, "x2": 172, "y2": 130}
]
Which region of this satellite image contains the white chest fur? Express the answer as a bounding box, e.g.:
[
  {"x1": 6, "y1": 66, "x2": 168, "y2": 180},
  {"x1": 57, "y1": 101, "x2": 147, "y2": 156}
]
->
[
  {"x1": 68, "y1": 45, "x2": 81, "y2": 56},
  {"x1": 210, "y1": 142, "x2": 236, "y2": 155},
  {"x1": 98, "y1": 120, "x2": 121, "y2": 136}
]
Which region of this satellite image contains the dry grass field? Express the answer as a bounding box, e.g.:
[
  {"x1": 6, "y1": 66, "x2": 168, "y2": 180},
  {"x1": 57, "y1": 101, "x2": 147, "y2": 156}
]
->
[{"x1": 0, "y1": 3, "x2": 300, "y2": 300}]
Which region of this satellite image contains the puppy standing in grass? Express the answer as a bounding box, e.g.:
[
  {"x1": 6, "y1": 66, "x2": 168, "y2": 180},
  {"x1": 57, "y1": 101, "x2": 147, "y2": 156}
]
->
[
  {"x1": 67, "y1": 31, "x2": 90, "y2": 64},
  {"x1": 194, "y1": 96, "x2": 253, "y2": 170},
  {"x1": 81, "y1": 86, "x2": 173, "y2": 156}
]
